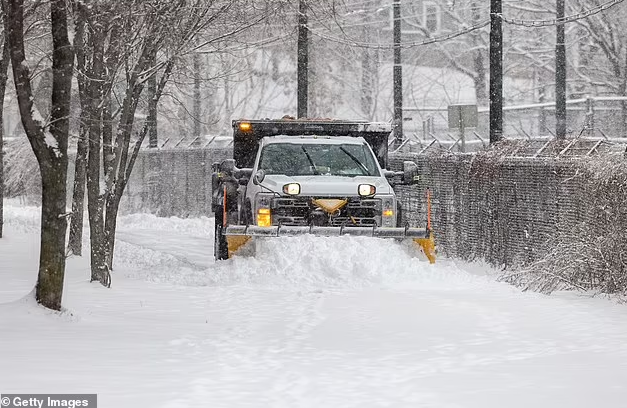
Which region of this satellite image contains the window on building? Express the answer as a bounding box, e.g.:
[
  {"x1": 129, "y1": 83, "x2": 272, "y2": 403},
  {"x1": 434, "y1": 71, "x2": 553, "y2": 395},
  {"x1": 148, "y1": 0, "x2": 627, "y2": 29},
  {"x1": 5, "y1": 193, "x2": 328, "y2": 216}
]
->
[{"x1": 424, "y1": 2, "x2": 440, "y2": 33}]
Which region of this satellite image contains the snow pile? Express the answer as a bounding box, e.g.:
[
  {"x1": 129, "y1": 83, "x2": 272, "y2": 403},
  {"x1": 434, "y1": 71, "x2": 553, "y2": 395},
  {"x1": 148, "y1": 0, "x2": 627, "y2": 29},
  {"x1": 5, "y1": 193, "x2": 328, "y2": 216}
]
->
[{"x1": 208, "y1": 235, "x2": 492, "y2": 291}]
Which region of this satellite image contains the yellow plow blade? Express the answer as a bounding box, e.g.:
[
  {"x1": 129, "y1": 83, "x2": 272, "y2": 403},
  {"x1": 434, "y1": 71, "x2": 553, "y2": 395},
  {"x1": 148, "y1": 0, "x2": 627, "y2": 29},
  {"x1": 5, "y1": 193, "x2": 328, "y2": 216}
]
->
[
  {"x1": 226, "y1": 235, "x2": 252, "y2": 258},
  {"x1": 413, "y1": 231, "x2": 436, "y2": 264},
  {"x1": 223, "y1": 225, "x2": 436, "y2": 263}
]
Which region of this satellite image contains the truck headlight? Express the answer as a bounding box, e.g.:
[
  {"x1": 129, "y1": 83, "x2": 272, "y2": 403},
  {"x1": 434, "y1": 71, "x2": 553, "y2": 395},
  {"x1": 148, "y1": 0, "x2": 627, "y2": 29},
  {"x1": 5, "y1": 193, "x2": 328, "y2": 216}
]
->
[
  {"x1": 283, "y1": 183, "x2": 300, "y2": 195},
  {"x1": 358, "y1": 184, "x2": 376, "y2": 197}
]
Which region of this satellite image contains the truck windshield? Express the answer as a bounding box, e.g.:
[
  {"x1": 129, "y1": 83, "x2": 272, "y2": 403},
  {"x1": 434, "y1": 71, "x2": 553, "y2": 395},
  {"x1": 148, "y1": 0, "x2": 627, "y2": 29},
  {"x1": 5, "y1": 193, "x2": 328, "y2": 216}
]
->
[{"x1": 258, "y1": 142, "x2": 380, "y2": 177}]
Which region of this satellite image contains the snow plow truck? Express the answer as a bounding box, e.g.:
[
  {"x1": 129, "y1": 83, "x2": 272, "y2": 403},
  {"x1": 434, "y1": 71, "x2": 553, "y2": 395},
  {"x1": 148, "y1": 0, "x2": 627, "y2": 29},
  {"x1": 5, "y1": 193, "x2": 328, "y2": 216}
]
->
[{"x1": 211, "y1": 117, "x2": 435, "y2": 263}]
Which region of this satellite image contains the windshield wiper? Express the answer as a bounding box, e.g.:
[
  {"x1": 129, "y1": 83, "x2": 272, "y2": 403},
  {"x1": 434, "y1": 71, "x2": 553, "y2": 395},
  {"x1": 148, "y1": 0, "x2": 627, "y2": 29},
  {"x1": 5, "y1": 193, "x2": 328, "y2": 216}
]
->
[
  {"x1": 339, "y1": 146, "x2": 369, "y2": 175},
  {"x1": 301, "y1": 146, "x2": 320, "y2": 175}
]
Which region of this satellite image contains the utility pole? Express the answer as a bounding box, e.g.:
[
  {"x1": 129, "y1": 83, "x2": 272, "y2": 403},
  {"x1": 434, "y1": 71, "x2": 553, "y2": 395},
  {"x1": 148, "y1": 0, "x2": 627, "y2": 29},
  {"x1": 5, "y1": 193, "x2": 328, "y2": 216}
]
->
[
  {"x1": 147, "y1": 47, "x2": 158, "y2": 148},
  {"x1": 489, "y1": 0, "x2": 503, "y2": 144},
  {"x1": 393, "y1": 0, "x2": 403, "y2": 146},
  {"x1": 297, "y1": 0, "x2": 308, "y2": 118},
  {"x1": 555, "y1": 0, "x2": 567, "y2": 139}
]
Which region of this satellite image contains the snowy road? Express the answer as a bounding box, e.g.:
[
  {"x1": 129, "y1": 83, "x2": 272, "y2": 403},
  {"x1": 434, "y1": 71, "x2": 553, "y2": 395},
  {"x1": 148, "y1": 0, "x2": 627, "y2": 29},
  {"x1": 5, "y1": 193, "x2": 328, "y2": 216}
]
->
[{"x1": 1, "y1": 207, "x2": 627, "y2": 408}]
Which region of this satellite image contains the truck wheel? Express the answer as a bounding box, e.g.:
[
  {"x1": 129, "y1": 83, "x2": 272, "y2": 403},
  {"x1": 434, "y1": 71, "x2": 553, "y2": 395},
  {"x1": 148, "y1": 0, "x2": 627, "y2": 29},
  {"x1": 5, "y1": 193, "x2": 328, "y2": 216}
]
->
[{"x1": 214, "y1": 205, "x2": 229, "y2": 261}]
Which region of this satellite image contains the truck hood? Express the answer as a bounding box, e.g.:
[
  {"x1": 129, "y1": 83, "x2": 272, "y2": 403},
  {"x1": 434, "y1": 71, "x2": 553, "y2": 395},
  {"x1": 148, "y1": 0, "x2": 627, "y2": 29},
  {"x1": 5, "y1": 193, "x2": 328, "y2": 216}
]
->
[{"x1": 260, "y1": 175, "x2": 394, "y2": 196}]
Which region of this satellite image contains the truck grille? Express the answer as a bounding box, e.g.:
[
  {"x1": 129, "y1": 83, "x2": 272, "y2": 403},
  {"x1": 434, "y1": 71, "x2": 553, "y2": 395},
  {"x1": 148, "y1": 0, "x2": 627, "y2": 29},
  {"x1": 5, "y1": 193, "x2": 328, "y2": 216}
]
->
[{"x1": 272, "y1": 197, "x2": 381, "y2": 227}]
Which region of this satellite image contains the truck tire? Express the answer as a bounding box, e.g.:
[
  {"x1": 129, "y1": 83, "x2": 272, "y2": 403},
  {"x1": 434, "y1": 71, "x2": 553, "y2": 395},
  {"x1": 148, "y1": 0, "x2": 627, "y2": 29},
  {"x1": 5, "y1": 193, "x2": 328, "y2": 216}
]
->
[{"x1": 214, "y1": 205, "x2": 229, "y2": 261}]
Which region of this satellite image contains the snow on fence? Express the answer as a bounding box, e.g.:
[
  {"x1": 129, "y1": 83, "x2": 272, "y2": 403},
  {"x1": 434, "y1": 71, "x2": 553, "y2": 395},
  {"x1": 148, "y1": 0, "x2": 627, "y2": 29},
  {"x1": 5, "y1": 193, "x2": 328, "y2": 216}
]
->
[{"x1": 390, "y1": 138, "x2": 627, "y2": 295}]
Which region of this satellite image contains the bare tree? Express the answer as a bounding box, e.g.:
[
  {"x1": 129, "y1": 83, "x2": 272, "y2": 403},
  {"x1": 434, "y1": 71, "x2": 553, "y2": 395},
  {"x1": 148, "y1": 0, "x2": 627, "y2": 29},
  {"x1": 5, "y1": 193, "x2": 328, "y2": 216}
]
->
[
  {"x1": 72, "y1": 0, "x2": 264, "y2": 285},
  {"x1": 4, "y1": 0, "x2": 74, "y2": 310},
  {"x1": 66, "y1": 4, "x2": 88, "y2": 255}
]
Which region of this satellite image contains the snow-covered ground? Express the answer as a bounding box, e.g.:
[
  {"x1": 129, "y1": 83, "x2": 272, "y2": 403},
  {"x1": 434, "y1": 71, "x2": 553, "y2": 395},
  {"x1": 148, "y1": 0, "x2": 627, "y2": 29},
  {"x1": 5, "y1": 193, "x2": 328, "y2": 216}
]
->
[{"x1": 1, "y1": 201, "x2": 627, "y2": 408}]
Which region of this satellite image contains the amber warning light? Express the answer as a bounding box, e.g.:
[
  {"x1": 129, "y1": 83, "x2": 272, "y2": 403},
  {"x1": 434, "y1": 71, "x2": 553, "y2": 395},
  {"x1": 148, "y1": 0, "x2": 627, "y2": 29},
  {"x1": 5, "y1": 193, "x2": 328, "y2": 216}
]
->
[{"x1": 239, "y1": 122, "x2": 252, "y2": 132}]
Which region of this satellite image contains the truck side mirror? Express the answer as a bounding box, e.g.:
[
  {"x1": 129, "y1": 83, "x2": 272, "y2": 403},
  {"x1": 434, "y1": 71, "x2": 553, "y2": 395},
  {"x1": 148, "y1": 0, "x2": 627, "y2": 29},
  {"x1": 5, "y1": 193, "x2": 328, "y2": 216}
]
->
[
  {"x1": 402, "y1": 161, "x2": 420, "y2": 185},
  {"x1": 253, "y1": 169, "x2": 266, "y2": 185}
]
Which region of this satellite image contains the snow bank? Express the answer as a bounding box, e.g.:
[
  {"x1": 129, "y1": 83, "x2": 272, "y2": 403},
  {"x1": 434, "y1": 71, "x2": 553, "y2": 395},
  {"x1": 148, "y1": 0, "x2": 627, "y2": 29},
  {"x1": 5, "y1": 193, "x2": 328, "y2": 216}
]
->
[{"x1": 207, "y1": 235, "x2": 496, "y2": 291}]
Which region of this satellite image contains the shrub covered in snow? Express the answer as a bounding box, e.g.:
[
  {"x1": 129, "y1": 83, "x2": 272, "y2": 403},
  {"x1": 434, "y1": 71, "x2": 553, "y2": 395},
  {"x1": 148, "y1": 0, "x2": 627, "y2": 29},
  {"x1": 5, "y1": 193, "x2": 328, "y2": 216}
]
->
[{"x1": 500, "y1": 156, "x2": 627, "y2": 297}]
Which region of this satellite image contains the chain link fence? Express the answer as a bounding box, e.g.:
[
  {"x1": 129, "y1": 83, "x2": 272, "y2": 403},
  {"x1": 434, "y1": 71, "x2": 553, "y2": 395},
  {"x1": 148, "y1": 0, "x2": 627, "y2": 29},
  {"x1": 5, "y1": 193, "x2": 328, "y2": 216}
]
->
[
  {"x1": 390, "y1": 138, "x2": 626, "y2": 296},
  {"x1": 390, "y1": 146, "x2": 587, "y2": 268},
  {"x1": 119, "y1": 148, "x2": 232, "y2": 217}
]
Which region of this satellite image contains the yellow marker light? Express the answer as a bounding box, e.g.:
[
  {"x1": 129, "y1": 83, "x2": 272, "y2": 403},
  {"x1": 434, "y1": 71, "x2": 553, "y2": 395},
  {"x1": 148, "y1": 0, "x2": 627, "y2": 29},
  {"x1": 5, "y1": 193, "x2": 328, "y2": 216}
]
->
[
  {"x1": 383, "y1": 209, "x2": 394, "y2": 217},
  {"x1": 239, "y1": 122, "x2": 252, "y2": 132},
  {"x1": 283, "y1": 183, "x2": 301, "y2": 195},
  {"x1": 257, "y1": 208, "x2": 271, "y2": 227},
  {"x1": 358, "y1": 184, "x2": 376, "y2": 197}
]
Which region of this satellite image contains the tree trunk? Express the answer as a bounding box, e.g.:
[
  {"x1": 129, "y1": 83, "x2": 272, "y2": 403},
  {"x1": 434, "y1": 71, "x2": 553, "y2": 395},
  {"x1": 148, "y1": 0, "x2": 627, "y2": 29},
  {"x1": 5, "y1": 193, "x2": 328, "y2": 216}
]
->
[
  {"x1": 5, "y1": 0, "x2": 74, "y2": 310},
  {"x1": 38, "y1": 164, "x2": 68, "y2": 308},
  {"x1": 147, "y1": 47, "x2": 158, "y2": 148},
  {"x1": 67, "y1": 122, "x2": 88, "y2": 254},
  {"x1": 192, "y1": 50, "x2": 201, "y2": 140},
  {"x1": 87, "y1": 142, "x2": 107, "y2": 283},
  {"x1": 85, "y1": 25, "x2": 107, "y2": 283},
  {"x1": 68, "y1": 124, "x2": 89, "y2": 256},
  {"x1": 360, "y1": 20, "x2": 373, "y2": 119},
  {"x1": 102, "y1": 94, "x2": 113, "y2": 180},
  {"x1": 621, "y1": 50, "x2": 627, "y2": 137},
  {"x1": 471, "y1": 2, "x2": 488, "y2": 106},
  {"x1": 473, "y1": 54, "x2": 488, "y2": 105},
  {"x1": 0, "y1": 35, "x2": 8, "y2": 239},
  {"x1": 104, "y1": 194, "x2": 120, "y2": 270},
  {"x1": 67, "y1": 9, "x2": 88, "y2": 255}
]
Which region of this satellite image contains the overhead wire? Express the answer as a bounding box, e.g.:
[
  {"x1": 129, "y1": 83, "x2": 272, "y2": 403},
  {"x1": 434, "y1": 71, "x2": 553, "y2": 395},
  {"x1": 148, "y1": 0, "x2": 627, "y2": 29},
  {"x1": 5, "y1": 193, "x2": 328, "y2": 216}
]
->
[
  {"x1": 500, "y1": 0, "x2": 626, "y2": 27},
  {"x1": 308, "y1": 20, "x2": 490, "y2": 50}
]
